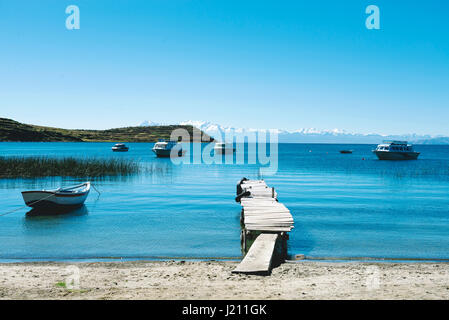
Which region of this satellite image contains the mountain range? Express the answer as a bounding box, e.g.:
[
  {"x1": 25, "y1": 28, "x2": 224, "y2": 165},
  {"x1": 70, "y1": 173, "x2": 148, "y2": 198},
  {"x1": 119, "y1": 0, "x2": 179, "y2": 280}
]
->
[{"x1": 140, "y1": 120, "x2": 449, "y2": 144}]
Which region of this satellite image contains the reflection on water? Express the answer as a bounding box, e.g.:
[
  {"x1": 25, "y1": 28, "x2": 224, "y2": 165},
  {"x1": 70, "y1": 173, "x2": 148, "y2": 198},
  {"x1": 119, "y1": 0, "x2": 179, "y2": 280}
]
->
[
  {"x1": 22, "y1": 206, "x2": 89, "y2": 240},
  {"x1": 25, "y1": 205, "x2": 89, "y2": 218},
  {"x1": 23, "y1": 206, "x2": 89, "y2": 232}
]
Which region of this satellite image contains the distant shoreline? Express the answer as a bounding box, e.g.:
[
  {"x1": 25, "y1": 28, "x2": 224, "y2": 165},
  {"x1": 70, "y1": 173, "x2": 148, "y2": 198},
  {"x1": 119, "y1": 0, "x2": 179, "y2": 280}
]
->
[
  {"x1": 0, "y1": 118, "x2": 214, "y2": 143},
  {"x1": 2, "y1": 141, "x2": 449, "y2": 146}
]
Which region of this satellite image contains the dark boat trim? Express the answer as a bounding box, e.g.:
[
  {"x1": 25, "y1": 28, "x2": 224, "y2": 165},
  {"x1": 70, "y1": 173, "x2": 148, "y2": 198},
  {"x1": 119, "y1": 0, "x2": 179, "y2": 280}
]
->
[{"x1": 21, "y1": 191, "x2": 87, "y2": 197}]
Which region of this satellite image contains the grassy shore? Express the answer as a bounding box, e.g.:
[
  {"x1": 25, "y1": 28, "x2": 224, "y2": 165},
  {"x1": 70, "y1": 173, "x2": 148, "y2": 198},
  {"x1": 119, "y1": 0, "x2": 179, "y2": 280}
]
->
[{"x1": 0, "y1": 157, "x2": 140, "y2": 178}]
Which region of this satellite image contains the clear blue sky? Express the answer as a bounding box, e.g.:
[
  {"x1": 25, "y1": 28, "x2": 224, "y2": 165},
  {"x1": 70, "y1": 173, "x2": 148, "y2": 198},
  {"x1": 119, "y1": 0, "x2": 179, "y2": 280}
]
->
[{"x1": 0, "y1": 0, "x2": 448, "y2": 135}]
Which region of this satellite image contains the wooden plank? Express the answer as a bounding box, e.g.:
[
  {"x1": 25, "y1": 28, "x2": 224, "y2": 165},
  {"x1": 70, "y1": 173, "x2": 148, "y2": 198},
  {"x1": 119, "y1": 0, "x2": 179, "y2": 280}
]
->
[
  {"x1": 241, "y1": 198, "x2": 279, "y2": 202},
  {"x1": 244, "y1": 214, "x2": 292, "y2": 218},
  {"x1": 243, "y1": 186, "x2": 267, "y2": 188},
  {"x1": 244, "y1": 214, "x2": 292, "y2": 219},
  {"x1": 245, "y1": 221, "x2": 293, "y2": 225},
  {"x1": 246, "y1": 190, "x2": 273, "y2": 194},
  {"x1": 233, "y1": 233, "x2": 279, "y2": 274},
  {"x1": 241, "y1": 180, "x2": 266, "y2": 185},
  {"x1": 245, "y1": 223, "x2": 293, "y2": 228},
  {"x1": 241, "y1": 203, "x2": 281, "y2": 207},
  {"x1": 243, "y1": 207, "x2": 285, "y2": 210},
  {"x1": 243, "y1": 214, "x2": 293, "y2": 219},
  {"x1": 244, "y1": 218, "x2": 293, "y2": 223},
  {"x1": 242, "y1": 205, "x2": 286, "y2": 208},
  {"x1": 243, "y1": 208, "x2": 290, "y2": 213},
  {"x1": 240, "y1": 198, "x2": 277, "y2": 202},
  {"x1": 244, "y1": 215, "x2": 293, "y2": 220},
  {"x1": 245, "y1": 186, "x2": 272, "y2": 190},
  {"x1": 246, "y1": 226, "x2": 293, "y2": 232},
  {"x1": 246, "y1": 222, "x2": 293, "y2": 226},
  {"x1": 243, "y1": 213, "x2": 292, "y2": 218},
  {"x1": 243, "y1": 210, "x2": 291, "y2": 214},
  {"x1": 241, "y1": 202, "x2": 283, "y2": 207},
  {"x1": 247, "y1": 191, "x2": 273, "y2": 195},
  {"x1": 243, "y1": 208, "x2": 290, "y2": 212}
]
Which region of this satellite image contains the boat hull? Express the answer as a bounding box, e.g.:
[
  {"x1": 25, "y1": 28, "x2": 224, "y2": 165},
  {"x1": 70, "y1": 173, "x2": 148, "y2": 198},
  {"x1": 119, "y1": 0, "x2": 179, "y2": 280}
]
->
[
  {"x1": 152, "y1": 149, "x2": 185, "y2": 158},
  {"x1": 112, "y1": 148, "x2": 129, "y2": 152},
  {"x1": 21, "y1": 187, "x2": 90, "y2": 209},
  {"x1": 373, "y1": 151, "x2": 420, "y2": 160}
]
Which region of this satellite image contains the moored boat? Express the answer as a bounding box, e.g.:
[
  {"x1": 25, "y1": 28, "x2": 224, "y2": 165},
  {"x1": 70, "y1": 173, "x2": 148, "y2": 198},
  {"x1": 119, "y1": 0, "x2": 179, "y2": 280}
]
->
[
  {"x1": 152, "y1": 140, "x2": 185, "y2": 158},
  {"x1": 339, "y1": 150, "x2": 353, "y2": 154},
  {"x1": 112, "y1": 143, "x2": 129, "y2": 152},
  {"x1": 373, "y1": 141, "x2": 420, "y2": 160},
  {"x1": 214, "y1": 142, "x2": 235, "y2": 154},
  {"x1": 21, "y1": 182, "x2": 91, "y2": 209}
]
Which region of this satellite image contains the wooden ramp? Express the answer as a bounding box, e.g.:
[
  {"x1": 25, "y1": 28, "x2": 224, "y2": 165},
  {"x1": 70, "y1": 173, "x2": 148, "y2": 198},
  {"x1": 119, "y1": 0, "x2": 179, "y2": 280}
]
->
[
  {"x1": 232, "y1": 233, "x2": 279, "y2": 275},
  {"x1": 238, "y1": 179, "x2": 294, "y2": 232},
  {"x1": 233, "y1": 178, "x2": 294, "y2": 274}
]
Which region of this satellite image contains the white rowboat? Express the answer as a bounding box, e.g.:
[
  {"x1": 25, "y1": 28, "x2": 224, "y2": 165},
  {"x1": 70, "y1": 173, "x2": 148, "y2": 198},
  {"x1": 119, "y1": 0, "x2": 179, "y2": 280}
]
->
[{"x1": 21, "y1": 182, "x2": 91, "y2": 209}]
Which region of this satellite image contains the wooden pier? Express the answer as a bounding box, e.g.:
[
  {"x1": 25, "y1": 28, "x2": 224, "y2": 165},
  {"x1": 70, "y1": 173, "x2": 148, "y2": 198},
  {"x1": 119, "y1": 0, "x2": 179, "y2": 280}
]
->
[{"x1": 233, "y1": 178, "x2": 294, "y2": 275}]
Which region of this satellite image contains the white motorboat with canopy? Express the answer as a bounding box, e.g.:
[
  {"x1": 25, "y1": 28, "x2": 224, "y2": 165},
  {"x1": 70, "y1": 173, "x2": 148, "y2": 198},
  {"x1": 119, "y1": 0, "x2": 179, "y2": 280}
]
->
[
  {"x1": 373, "y1": 141, "x2": 420, "y2": 160},
  {"x1": 112, "y1": 143, "x2": 129, "y2": 152},
  {"x1": 21, "y1": 182, "x2": 91, "y2": 209},
  {"x1": 152, "y1": 140, "x2": 185, "y2": 158}
]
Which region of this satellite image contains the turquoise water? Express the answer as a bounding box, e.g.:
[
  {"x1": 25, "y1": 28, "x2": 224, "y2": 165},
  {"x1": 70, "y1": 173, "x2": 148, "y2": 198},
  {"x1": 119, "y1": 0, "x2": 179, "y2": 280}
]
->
[{"x1": 1, "y1": 142, "x2": 449, "y2": 261}]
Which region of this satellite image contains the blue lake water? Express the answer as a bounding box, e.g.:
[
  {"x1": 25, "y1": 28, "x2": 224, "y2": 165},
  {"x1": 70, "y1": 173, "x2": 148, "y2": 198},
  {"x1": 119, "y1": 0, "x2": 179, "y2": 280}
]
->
[{"x1": 1, "y1": 142, "x2": 449, "y2": 261}]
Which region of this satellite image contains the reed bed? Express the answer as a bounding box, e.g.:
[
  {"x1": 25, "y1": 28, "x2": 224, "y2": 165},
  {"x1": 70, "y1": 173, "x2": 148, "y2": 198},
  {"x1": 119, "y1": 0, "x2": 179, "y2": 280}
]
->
[{"x1": 0, "y1": 157, "x2": 140, "y2": 178}]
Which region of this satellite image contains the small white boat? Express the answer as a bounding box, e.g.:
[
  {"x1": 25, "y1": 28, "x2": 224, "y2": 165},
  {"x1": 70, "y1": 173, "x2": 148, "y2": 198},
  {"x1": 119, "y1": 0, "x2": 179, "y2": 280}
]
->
[
  {"x1": 214, "y1": 142, "x2": 235, "y2": 154},
  {"x1": 373, "y1": 141, "x2": 420, "y2": 160},
  {"x1": 152, "y1": 140, "x2": 185, "y2": 158},
  {"x1": 112, "y1": 143, "x2": 129, "y2": 152},
  {"x1": 21, "y1": 182, "x2": 91, "y2": 209}
]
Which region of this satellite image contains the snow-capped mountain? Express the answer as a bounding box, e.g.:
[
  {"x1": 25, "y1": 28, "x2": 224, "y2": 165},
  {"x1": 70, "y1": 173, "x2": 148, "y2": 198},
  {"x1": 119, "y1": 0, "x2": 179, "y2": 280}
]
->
[
  {"x1": 140, "y1": 120, "x2": 446, "y2": 144},
  {"x1": 139, "y1": 120, "x2": 163, "y2": 126}
]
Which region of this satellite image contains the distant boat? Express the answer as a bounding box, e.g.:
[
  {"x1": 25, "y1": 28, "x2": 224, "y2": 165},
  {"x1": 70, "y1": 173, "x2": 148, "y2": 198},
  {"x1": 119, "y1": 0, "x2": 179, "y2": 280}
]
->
[
  {"x1": 112, "y1": 143, "x2": 129, "y2": 152},
  {"x1": 373, "y1": 141, "x2": 420, "y2": 160},
  {"x1": 152, "y1": 140, "x2": 185, "y2": 158},
  {"x1": 21, "y1": 182, "x2": 91, "y2": 209},
  {"x1": 339, "y1": 150, "x2": 353, "y2": 154},
  {"x1": 214, "y1": 142, "x2": 235, "y2": 154}
]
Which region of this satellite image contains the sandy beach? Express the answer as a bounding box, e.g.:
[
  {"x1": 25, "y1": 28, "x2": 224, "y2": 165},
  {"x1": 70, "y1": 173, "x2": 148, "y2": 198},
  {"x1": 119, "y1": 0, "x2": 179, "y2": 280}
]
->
[{"x1": 1, "y1": 260, "x2": 448, "y2": 300}]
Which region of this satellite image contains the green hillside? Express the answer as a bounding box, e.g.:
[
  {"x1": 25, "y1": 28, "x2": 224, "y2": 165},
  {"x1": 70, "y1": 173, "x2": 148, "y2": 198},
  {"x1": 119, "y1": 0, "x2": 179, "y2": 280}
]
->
[{"x1": 0, "y1": 118, "x2": 214, "y2": 142}]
